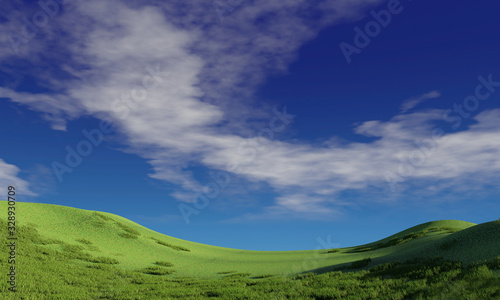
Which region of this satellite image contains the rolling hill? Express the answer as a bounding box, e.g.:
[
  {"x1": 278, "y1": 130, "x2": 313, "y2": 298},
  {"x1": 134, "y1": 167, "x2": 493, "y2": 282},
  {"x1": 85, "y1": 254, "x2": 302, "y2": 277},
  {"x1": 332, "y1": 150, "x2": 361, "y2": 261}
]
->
[{"x1": 0, "y1": 201, "x2": 498, "y2": 299}]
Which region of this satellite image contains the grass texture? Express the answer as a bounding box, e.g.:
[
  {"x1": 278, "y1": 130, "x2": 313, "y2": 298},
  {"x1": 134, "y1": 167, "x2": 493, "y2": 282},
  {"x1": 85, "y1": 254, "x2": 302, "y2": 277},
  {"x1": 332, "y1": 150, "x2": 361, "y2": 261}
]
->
[{"x1": 0, "y1": 201, "x2": 498, "y2": 299}]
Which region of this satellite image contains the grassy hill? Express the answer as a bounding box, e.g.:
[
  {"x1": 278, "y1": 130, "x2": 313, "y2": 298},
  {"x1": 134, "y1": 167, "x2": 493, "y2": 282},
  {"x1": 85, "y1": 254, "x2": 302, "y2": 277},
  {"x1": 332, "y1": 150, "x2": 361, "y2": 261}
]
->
[{"x1": 0, "y1": 201, "x2": 499, "y2": 299}]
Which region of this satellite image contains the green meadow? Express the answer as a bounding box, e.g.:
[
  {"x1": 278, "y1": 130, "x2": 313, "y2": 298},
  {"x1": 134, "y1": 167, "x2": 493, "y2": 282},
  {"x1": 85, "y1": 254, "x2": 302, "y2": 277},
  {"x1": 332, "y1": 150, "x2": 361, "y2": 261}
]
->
[{"x1": 1, "y1": 201, "x2": 499, "y2": 299}]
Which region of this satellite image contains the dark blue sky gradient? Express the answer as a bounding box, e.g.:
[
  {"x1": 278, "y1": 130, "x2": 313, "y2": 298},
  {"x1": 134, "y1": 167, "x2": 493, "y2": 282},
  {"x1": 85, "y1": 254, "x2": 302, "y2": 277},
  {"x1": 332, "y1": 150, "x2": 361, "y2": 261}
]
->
[{"x1": 1, "y1": 0, "x2": 500, "y2": 250}]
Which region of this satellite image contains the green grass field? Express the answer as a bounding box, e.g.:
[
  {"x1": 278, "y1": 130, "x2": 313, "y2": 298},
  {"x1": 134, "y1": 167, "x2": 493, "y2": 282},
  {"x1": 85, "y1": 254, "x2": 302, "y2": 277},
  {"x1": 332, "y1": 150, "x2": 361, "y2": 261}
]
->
[{"x1": 1, "y1": 201, "x2": 499, "y2": 299}]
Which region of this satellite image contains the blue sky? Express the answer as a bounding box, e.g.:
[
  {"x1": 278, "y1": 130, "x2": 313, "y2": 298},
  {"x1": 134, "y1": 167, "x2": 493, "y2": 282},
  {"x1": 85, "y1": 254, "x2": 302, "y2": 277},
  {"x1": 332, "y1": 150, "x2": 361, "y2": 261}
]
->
[{"x1": 1, "y1": 0, "x2": 500, "y2": 251}]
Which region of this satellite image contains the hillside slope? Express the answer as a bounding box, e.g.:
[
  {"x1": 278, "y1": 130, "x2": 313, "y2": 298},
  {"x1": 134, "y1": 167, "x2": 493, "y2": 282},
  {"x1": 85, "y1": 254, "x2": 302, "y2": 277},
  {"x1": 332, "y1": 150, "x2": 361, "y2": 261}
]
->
[{"x1": 1, "y1": 201, "x2": 498, "y2": 280}]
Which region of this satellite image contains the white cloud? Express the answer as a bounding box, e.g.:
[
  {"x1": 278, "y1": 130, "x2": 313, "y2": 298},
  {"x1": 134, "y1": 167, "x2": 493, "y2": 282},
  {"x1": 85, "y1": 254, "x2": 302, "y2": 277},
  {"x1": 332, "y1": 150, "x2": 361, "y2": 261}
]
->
[
  {"x1": 400, "y1": 90, "x2": 441, "y2": 113},
  {"x1": 228, "y1": 194, "x2": 343, "y2": 223},
  {"x1": 1, "y1": 0, "x2": 500, "y2": 219},
  {"x1": 0, "y1": 159, "x2": 35, "y2": 196}
]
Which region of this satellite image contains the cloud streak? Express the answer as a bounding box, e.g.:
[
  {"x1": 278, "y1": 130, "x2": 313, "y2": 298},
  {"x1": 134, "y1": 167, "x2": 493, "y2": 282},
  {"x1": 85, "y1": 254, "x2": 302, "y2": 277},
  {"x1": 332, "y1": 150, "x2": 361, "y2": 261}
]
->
[
  {"x1": 0, "y1": 159, "x2": 35, "y2": 196},
  {"x1": 400, "y1": 91, "x2": 441, "y2": 113}
]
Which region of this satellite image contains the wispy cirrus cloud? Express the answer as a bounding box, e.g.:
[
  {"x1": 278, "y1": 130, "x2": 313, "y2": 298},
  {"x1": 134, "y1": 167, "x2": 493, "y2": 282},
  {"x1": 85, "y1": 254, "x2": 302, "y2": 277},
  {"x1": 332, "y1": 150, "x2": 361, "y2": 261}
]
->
[
  {"x1": 400, "y1": 90, "x2": 441, "y2": 113},
  {"x1": 0, "y1": 159, "x2": 35, "y2": 196}
]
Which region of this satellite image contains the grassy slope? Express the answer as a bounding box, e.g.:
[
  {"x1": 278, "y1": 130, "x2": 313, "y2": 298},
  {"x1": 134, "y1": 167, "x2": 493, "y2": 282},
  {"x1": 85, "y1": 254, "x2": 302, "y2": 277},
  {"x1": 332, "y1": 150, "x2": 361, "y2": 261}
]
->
[{"x1": 2, "y1": 201, "x2": 499, "y2": 280}]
